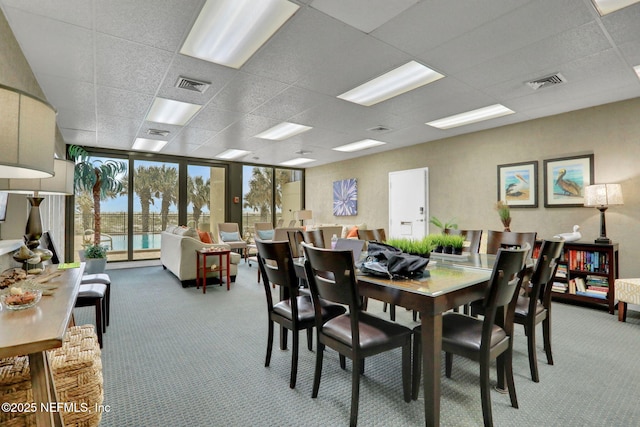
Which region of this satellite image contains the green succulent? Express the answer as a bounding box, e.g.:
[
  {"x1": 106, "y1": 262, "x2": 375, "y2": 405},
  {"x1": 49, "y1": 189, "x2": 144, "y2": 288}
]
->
[{"x1": 84, "y1": 244, "x2": 108, "y2": 259}]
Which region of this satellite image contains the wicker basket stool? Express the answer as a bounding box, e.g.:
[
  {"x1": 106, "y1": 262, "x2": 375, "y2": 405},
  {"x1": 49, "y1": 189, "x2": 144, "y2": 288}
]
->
[{"x1": 0, "y1": 324, "x2": 104, "y2": 427}]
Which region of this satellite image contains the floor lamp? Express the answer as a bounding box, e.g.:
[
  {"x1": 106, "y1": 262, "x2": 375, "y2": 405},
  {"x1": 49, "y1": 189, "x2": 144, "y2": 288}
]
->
[
  {"x1": 0, "y1": 159, "x2": 75, "y2": 248},
  {"x1": 295, "y1": 210, "x2": 313, "y2": 227},
  {"x1": 583, "y1": 184, "x2": 624, "y2": 244}
]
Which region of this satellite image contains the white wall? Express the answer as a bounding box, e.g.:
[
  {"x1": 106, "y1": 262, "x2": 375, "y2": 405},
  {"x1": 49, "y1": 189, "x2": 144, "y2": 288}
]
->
[{"x1": 306, "y1": 97, "x2": 640, "y2": 278}]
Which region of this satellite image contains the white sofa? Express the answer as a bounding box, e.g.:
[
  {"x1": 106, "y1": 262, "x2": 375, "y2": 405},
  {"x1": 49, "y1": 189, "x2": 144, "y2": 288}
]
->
[{"x1": 161, "y1": 229, "x2": 241, "y2": 287}]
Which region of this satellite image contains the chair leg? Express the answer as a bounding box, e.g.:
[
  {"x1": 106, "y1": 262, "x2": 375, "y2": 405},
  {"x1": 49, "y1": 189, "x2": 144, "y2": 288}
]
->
[
  {"x1": 505, "y1": 348, "x2": 518, "y2": 409},
  {"x1": 290, "y1": 330, "x2": 299, "y2": 389},
  {"x1": 390, "y1": 304, "x2": 396, "y2": 321},
  {"x1": 412, "y1": 332, "x2": 421, "y2": 400},
  {"x1": 618, "y1": 301, "x2": 627, "y2": 322},
  {"x1": 312, "y1": 343, "x2": 324, "y2": 398},
  {"x1": 340, "y1": 354, "x2": 346, "y2": 370},
  {"x1": 382, "y1": 302, "x2": 387, "y2": 312},
  {"x1": 526, "y1": 322, "x2": 540, "y2": 382},
  {"x1": 105, "y1": 283, "x2": 110, "y2": 327},
  {"x1": 307, "y1": 328, "x2": 313, "y2": 351},
  {"x1": 479, "y1": 356, "x2": 493, "y2": 427},
  {"x1": 350, "y1": 357, "x2": 361, "y2": 427},
  {"x1": 445, "y1": 352, "x2": 453, "y2": 378},
  {"x1": 542, "y1": 316, "x2": 553, "y2": 365},
  {"x1": 265, "y1": 320, "x2": 274, "y2": 367}
]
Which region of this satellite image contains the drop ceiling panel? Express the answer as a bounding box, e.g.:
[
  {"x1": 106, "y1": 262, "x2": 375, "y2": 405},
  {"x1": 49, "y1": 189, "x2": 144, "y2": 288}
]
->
[
  {"x1": 166, "y1": 126, "x2": 217, "y2": 147},
  {"x1": 55, "y1": 107, "x2": 96, "y2": 131},
  {"x1": 310, "y1": 0, "x2": 419, "y2": 33},
  {"x1": 187, "y1": 106, "x2": 245, "y2": 133},
  {"x1": 97, "y1": 86, "x2": 153, "y2": 120},
  {"x1": 60, "y1": 128, "x2": 96, "y2": 145},
  {"x1": 37, "y1": 73, "x2": 95, "y2": 112},
  {"x1": 95, "y1": 0, "x2": 203, "y2": 52},
  {"x1": 601, "y1": 3, "x2": 640, "y2": 45},
  {"x1": 0, "y1": 0, "x2": 92, "y2": 29},
  {"x1": 206, "y1": 72, "x2": 290, "y2": 114},
  {"x1": 4, "y1": 8, "x2": 94, "y2": 82},
  {"x1": 95, "y1": 33, "x2": 174, "y2": 94},
  {"x1": 250, "y1": 86, "x2": 334, "y2": 122}
]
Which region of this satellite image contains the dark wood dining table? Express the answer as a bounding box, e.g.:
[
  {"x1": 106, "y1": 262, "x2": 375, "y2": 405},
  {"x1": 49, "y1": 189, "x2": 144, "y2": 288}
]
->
[
  {"x1": 0, "y1": 263, "x2": 84, "y2": 427},
  {"x1": 357, "y1": 255, "x2": 494, "y2": 427}
]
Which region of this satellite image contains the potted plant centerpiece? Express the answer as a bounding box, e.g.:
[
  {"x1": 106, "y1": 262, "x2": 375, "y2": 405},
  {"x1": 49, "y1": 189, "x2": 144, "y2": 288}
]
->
[
  {"x1": 449, "y1": 235, "x2": 466, "y2": 255},
  {"x1": 82, "y1": 244, "x2": 108, "y2": 274},
  {"x1": 496, "y1": 201, "x2": 511, "y2": 231},
  {"x1": 429, "y1": 216, "x2": 458, "y2": 233}
]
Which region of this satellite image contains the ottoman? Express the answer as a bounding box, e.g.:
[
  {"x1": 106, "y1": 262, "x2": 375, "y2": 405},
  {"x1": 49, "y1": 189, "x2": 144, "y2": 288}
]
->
[{"x1": 615, "y1": 278, "x2": 640, "y2": 322}]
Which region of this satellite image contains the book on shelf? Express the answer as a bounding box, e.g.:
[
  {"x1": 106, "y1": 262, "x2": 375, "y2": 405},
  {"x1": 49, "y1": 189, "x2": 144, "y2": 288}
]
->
[
  {"x1": 551, "y1": 282, "x2": 567, "y2": 293},
  {"x1": 586, "y1": 285, "x2": 609, "y2": 293},
  {"x1": 576, "y1": 290, "x2": 607, "y2": 299},
  {"x1": 574, "y1": 277, "x2": 587, "y2": 293},
  {"x1": 568, "y1": 279, "x2": 576, "y2": 294},
  {"x1": 555, "y1": 264, "x2": 567, "y2": 278}
]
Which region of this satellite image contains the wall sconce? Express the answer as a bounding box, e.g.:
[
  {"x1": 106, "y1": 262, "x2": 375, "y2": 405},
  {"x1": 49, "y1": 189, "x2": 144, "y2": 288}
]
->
[
  {"x1": 0, "y1": 159, "x2": 74, "y2": 248},
  {"x1": 295, "y1": 210, "x2": 313, "y2": 226},
  {"x1": 584, "y1": 183, "x2": 624, "y2": 244},
  {"x1": 0, "y1": 85, "x2": 56, "y2": 178}
]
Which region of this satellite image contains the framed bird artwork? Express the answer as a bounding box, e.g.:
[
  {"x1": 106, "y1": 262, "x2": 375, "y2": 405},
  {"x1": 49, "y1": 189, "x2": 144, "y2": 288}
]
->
[
  {"x1": 543, "y1": 154, "x2": 594, "y2": 207},
  {"x1": 497, "y1": 161, "x2": 538, "y2": 207}
]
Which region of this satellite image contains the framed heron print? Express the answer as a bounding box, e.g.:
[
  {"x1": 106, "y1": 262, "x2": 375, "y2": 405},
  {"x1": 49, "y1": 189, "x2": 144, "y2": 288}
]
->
[
  {"x1": 497, "y1": 161, "x2": 538, "y2": 207},
  {"x1": 544, "y1": 154, "x2": 594, "y2": 207},
  {"x1": 333, "y1": 178, "x2": 357, "y2": 216}
]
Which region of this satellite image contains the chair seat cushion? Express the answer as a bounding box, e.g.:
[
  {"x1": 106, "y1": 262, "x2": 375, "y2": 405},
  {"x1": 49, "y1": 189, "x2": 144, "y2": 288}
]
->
[
  {"x1": 273, "y1": 296, "x2": 345, "y2": 322},
  {"x1": 81, "y1": 273, "x2": 111, "y2": 285},
  {"x1": 78, "y1": 283, "x2": 107, "y2": 298},
  {"x1": 323, "y1": 311, "x2": 411, "y2": 350},
  {"x1": 514, "y1": 295, "x2": 544, "y2": 317},
  {"x1": 441, "y1": 313, "x2": 507, "y2": 353}
]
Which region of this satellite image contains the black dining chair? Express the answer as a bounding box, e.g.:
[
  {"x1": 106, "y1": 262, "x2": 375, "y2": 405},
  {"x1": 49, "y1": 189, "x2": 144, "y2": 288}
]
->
[
  {"x1": 486, "y1": 230, "x2": 537, "y2": 257},
  {"x1": 412, "y1": 246, "x2": 528, "y2": 427},
  {"x1": 512, "y1": 239, "x2": 564, "y2": 382},
  {"x1": 303, "y1": 244, "x2": 412, "y2": 427},
  {"x1": 444, "y1": 228, "x2": 483, "y2": 254},
  {"x1": 255, "y1": 240, "x2": 345, "y2": 389}
]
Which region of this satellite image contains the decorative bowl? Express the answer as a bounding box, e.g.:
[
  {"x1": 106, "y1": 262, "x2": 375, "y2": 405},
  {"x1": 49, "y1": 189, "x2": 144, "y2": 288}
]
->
[{"x1": 0, "y1": 288, "x2": 43, "y2": 310}]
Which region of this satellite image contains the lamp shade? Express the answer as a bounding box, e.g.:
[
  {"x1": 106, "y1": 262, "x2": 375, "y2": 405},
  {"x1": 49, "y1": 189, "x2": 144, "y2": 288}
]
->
[
  {"x1": 0, "y1": 85, "x2": 55, "y2": 178},
  {"x1": 584, "y1": 184, "x2": 624, "y2": 207},
  {"x1": 0, "y1": 159, "x2": 74, "y2": 195},
  {"x1": 295, "y1": 210, "x2": 313, "y2": 220}
]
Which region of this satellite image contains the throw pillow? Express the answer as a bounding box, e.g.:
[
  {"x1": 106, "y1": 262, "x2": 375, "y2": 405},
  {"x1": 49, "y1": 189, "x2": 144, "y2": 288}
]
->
[
  {"x1": 175, "y1": 226, "x2": 198, "y2": 238},
  {"x1": 166, "y1": 224, "x2": 178, "y2": 234},
  {"x1": 220, "y1": 231, "x2": 241, "y2": 242},
  {"x1": 346, "y1": 226, "x2": 359, "y2": 238},
  {"x1": 198, "y1": 229, "x2": 212, "y2": 244},
  {"x1": 256, "y1": 229, "x2": 274, "y2": 240}
]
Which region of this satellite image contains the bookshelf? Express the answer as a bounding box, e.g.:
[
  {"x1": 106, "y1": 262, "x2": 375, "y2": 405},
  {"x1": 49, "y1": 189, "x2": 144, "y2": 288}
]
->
[{"x1": 547, "y1": 242, "x2": 619, "y2": 314}]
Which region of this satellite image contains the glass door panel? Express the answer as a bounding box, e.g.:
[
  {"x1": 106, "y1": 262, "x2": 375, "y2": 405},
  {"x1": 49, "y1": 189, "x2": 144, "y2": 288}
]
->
[
  {"x1": 243, "y1": 166, "x2": 273, "y2": 239},
  {"x1": 132, "y1": 160, "x2": 178, "y2": 260},
  {"x1": 276, "y1": 168, "x2": 302, "y2": 227},
  {"x1": 187, "y1": 164, "x2": 226, "y2": 236}
]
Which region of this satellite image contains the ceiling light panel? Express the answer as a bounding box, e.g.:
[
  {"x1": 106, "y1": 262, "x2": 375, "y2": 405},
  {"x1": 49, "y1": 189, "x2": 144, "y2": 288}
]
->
[
  {"x1": 338, "y1": 61, "x2": 445, "y2": 106},
  {"x1": 132, "y1": 138, "x2": 168, "y2": 152},
  {"x1": 180, "y1": 0, "x2": 300, "y2": 69},
  {"x1": 145, "y1": 98, "x2": 202, "y2": 125},
  {"x1": 426, "y1": 104, "x2": 515, "y2": 129},
  {"x1": 333, "y1": 139, "x2": 386, "y2": 152},
  {"x1": 254, "y1": 122, "x2": 313, "y2": 140},
  {"x1": 634, "y1": 65, "x2": 640, "y2": 80},
  {"x1": 280, "y1": 157, "x2": 315, "y2": 166},
  {"x1": 591, "y1": 0, "x2": 640, "y2": 15},
  {"x1": 216, "y1": 149, "x2": 251, "y2": 160}
]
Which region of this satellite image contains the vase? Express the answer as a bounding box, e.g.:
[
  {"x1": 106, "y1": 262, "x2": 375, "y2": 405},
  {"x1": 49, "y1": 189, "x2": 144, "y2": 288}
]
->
[{"x1": 502, "y1": 219, "x2": 511, "y2": 232}]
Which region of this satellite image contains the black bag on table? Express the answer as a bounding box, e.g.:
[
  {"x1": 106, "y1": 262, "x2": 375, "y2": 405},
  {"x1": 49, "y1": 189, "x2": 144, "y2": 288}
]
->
[{"x1": 360, "y1": 241, "x2": 428, "y2": 279}]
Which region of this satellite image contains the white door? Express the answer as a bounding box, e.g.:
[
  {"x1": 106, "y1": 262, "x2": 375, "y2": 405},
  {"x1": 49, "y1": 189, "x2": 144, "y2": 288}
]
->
[{"x1": 389, "y1": 168, "x2": 428, "y2": 240}]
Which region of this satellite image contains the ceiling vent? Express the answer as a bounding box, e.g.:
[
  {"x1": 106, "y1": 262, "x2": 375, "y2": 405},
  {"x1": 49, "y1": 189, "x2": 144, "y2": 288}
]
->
[
  {"x1": 175, "y1": 76, "x2": 211, "y2": 93},
  {"x1": 147, "y1": 129, "x2": 170, "y2": 137},
  {"x1": 367, "y1": 125, "x2": 392, "y2": 132},
  {"x1": 526, "y1": 73, "x2": 567, "y2": 90},
  {"x1": 295, "y1": 150, "x2": 312, "y2": 155}
]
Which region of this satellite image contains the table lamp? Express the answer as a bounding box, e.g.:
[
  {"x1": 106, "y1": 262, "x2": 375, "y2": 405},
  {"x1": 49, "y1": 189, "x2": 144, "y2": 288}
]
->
[
  {"x1": 583, "y1": 183, "x2": 623, "y2": 244},
  {"x1": 295, "y1": 210, "x2": 313, "y2": 226},
  {"x1": 0, "y1": 159, "x2": 75, "y2": 248}
]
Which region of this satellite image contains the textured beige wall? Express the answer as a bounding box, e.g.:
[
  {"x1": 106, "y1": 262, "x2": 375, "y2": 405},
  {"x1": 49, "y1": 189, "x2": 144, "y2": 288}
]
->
[{"x1": 306, "y1": 98, "x2": 640, "y2": 277}]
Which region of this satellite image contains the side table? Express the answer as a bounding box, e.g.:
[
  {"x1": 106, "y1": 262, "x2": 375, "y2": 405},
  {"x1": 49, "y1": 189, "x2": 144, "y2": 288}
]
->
[{"x1": 196, "y1": 248, "x2": 231, "y2": 293}]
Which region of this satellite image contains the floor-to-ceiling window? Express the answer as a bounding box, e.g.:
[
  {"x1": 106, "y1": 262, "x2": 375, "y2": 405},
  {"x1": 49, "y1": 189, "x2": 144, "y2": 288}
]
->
[
  {"x1": 276, "y1": 168, "x2": 302, "y2": 227},
  {"x1": 131, "y1": 160, "x2": 179, "y2": 260},
  {"x1": 73, "y1": 154, "x2": 129, "y2": 262},
  {"x1": 187, "y1": 164, "x2": 226, "y2": 235}
]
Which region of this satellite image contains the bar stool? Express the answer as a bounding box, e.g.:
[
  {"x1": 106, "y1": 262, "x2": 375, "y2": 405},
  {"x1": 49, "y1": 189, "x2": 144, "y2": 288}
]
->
[
  {"x1": 75, "y1": 283, "x2": 107, "y2": 348},
  {"x1": 82, "y1": 273, "x2": 111, "y2": 327}
]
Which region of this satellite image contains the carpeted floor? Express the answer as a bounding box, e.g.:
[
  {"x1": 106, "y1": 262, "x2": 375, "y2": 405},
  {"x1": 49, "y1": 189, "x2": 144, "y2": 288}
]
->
[{"x1": 73, "y1": 261, "x2": 640, "y2": 426}]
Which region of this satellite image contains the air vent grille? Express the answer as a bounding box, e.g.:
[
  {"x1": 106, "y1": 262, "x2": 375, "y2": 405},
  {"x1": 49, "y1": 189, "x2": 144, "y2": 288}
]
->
[
  {"x1": 175, "y1": 76, "x2": 211, "y2": 93},
  {"x1": 147, "y1": 129, "x2": 170, "y2": 137},
  {"x1": 526, "y1": 73, "x2": 566, "y2": 90}
]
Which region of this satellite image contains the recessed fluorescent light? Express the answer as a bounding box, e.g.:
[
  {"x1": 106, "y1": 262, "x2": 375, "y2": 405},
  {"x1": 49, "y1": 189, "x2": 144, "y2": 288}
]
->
[
  {"x1": 180, "y1": 0, "x2": 300, "y2": 69},
  {"x1": 146, "y1": 98, "x2": 202, "y2": 126},
  {"x1": 333, "y1": 139, "x2": 386, "y2": 153},
  {"x1": 426, "y1": 104, "x2": 515, "y2": 129},
  {"x1": 280, "y1": 157, "x2": 315, "y2": 166},
  {"x1": 132, "y1": 138, "x2": 168, "y2": 152},
  {"x1": 338, "y1": 61, "x2": 445, "y2": 106},
  {"x1": 634, "y1": 65, "x2": 640, "y2": 80},
  {"x1": 591, "y1": 0, "x2": 640, "y2": 15},
  {"x1": 216, "y1": 149, "x2": 251, "y2": 160},
  {"x1": 254, "y1": 122, "x2": 313, "y2": 140}
]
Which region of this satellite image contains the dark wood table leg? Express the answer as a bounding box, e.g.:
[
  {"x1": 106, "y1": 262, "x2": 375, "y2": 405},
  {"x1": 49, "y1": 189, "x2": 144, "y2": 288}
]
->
[
  {"x1": 225, "y1": 252, "x2": 230, "y2": 290},
  {"x1": 196, "y1": 251, "x2": 201, "y2": 290},
  {"x1": 422, "y1": 313, "x2": 442, "y2": 427},
  {"x1": 202, "y1": 253, "x2": 208, "y2": 294}
]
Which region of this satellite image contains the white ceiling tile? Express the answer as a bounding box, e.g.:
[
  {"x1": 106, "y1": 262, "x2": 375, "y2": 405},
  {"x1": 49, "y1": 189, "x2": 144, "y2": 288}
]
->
[
  {"x1": 250, "y1": 86, "x2": 333, "y2": 121},
  {"x1": 1, "y1": 0, "x2": 92, "y2": 29},
  {"x1": 207, "y1": 72, "x2": 290, "y2": 113},
  {"x1": 310, "y1": 0, "x2": 419, "y2": 33},
  {"x1": 37, "y1": 73, "x2": 95, "y2": 112},
  {"x1": 188, "y1": 106, "x2": 244, "y2": 132},
  {"x1": 97, "y1": 86, "x2": 154, "y2": 120},
  {"x1": 56, "y1": 106, "x2": 96, "y2": 131}
]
